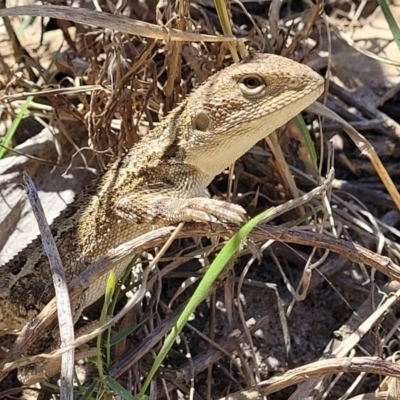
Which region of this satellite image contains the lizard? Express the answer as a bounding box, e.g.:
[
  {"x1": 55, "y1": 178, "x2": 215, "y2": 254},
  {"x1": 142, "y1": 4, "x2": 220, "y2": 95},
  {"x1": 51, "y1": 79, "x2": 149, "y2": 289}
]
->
[{"x1": 0, "y1": 52, "x2": 324, "y2": 366}]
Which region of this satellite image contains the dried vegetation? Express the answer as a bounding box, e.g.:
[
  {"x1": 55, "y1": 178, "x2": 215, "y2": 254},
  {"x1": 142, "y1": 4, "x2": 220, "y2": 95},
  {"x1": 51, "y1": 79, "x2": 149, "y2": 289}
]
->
[{"x1": 1, "y1": 0, "x2": 400, "y2": 399}]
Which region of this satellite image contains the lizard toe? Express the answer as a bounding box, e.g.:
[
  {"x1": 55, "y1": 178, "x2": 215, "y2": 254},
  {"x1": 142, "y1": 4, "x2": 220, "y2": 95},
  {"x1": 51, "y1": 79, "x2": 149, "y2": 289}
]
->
[{"x1": 181, "y1": 198, "x2": 246, "y2": 224}]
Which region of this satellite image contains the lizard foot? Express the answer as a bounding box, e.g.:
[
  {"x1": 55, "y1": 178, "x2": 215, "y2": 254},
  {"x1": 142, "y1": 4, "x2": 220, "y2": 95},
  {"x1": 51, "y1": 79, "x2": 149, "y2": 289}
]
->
[
  {"x1": 116, "y1": 195, "x2": 246, "y2": 225},
  {"x1": 160, "y1": 197, "x2": 246, "y2": 225}
]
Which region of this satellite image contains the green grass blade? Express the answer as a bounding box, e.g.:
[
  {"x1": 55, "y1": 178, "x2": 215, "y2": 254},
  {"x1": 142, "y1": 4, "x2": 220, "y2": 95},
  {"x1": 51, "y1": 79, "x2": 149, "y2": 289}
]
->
[
  {"x1": 377, "y1": 0, "x2": 400, "y2": 51},
  {"x1": 296, "y1": 114, "x2": 318, "y2": 174},
  {"x1": 79, "y1": 379, "x2": 98, "y2": 400},
  {"x1": 138, "y1": 207, "x2": 273, "y2": 398},
  {"x1": 105, "y1": 376, "x2": 139, "y2": 399},
  {"x1": 1, "y1": 38, "x2": 66, "y2": 160},
  {"x1": 97, "y1": 272, "x2": 116, "y2": 381},
  {"x1": 0, "y1": 96, "x2": 34, "y2": 159}
]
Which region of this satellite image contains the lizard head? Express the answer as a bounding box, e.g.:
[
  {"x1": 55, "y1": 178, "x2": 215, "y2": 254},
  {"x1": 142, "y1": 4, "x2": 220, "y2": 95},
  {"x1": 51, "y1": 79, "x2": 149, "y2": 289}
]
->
[{"x1": 174, "y1": 53, "x2": 324, "y2": 178}]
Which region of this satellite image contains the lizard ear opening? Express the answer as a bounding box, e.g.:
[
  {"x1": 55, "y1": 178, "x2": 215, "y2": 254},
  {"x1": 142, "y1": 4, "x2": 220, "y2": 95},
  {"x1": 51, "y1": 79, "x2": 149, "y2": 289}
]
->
[{"x1": 193, "y1": 111, "x2": 210, "y2": 131}]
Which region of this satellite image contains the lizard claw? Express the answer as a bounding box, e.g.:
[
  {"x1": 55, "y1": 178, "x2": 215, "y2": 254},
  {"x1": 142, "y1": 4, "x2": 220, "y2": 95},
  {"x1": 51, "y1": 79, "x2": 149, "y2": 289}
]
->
[{"x1": 171, "y1": 198, "x2": 246, "y2": 225}]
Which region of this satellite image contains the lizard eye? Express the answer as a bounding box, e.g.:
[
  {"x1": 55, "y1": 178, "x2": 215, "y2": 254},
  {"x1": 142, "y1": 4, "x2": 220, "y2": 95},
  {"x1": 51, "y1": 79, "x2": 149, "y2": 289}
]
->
[{"x1": 239, "y1": 75, "x2": 266, "y2": 98}]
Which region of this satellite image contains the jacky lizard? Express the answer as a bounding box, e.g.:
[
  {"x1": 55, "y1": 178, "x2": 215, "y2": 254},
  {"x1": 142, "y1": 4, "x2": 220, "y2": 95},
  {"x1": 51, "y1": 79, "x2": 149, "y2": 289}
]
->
[{"x1": 0, "y1": 53, "x2": 324, "y2": 335}]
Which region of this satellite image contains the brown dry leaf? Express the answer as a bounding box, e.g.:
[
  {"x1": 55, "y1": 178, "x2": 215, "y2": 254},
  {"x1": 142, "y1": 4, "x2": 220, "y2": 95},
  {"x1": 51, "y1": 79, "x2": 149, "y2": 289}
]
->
[{"x1": 0, "y1": 5, "x2": 236, "y2": 43}]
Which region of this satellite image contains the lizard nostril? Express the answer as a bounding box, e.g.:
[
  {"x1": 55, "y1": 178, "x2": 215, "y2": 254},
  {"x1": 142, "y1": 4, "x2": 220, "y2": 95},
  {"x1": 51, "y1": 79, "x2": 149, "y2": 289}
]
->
[
  {"x1": 285, "y1": 76, "x2": 303, "y2": 88},
  {"x1": 194, "y1": 111, "x2": 210, "y2": 131}
]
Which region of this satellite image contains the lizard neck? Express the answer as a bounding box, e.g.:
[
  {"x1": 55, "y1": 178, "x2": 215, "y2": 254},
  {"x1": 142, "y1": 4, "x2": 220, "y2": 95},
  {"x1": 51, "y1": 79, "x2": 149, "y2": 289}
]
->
[{"x1": 183, "y1": 118, "x2": 270, "y2": 178}]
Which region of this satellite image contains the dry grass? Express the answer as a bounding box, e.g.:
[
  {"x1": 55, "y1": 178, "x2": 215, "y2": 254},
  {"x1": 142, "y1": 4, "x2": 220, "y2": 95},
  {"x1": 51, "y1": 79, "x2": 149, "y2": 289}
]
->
[{"x1": 1, "y1": 0, "x2": 400, "y2": 399}]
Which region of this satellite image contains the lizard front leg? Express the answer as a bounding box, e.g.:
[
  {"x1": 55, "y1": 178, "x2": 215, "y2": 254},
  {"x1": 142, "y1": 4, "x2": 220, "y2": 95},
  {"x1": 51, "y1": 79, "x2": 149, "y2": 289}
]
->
[{"x1": 115, "y1": 195, "x2": 247, "y2": 226}]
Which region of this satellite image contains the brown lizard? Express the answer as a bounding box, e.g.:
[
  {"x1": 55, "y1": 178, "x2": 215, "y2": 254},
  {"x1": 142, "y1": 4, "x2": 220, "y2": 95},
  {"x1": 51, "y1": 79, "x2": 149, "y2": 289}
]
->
[{"x1": 0, "y1": 53, "x2": 324, "y2": 341}]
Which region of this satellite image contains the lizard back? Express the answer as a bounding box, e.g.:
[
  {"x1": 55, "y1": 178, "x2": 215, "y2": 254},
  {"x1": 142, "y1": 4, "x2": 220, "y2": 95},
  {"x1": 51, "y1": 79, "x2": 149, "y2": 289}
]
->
[{"x1": 0, "y1": 53, "x2": 324, "y2": 333}]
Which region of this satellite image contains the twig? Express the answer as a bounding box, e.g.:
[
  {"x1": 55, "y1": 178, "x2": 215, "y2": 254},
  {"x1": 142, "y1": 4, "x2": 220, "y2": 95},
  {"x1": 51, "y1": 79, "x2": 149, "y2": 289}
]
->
[{"x1": 22, "y1": 172, "x2": 74, "y2": 400}]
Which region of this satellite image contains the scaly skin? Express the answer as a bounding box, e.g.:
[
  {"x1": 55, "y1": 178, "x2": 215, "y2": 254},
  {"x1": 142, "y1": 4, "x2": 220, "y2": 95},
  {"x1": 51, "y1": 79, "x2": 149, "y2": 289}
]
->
[{"x1": 0, "y1": 54, "x2": 324, "y2": 338}]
